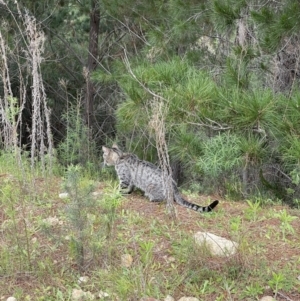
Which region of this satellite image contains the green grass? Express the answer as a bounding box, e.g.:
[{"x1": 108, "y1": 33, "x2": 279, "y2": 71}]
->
[{"x1": 0, "y1": 154, "x2": 300, "y2": 300}]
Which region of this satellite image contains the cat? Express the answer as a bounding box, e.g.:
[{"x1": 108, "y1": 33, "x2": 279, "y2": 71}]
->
[{"x1": 102, "y1": 144, "x2": 219, "y2": 213}]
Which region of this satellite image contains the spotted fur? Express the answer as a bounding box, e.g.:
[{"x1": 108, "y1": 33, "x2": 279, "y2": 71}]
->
[{"x1": 102, "y1": 145, "x2": 219, "y2": 213}]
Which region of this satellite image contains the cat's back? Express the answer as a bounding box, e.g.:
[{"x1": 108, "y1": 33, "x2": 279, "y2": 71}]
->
[
  {"x1": 122, "y1": 154, "x2": 162, "y2": 186},
  {"x1": 121, "y1": 153, "x2": 159, "y2": 174}
]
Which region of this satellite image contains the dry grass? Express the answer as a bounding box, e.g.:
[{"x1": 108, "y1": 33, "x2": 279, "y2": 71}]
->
[
  {"x1": 0, "y1": 2, "x2": 53, "y2": 171},
  {"x1": 1, "y1": 171, "x2": 300, "y2": 300}
]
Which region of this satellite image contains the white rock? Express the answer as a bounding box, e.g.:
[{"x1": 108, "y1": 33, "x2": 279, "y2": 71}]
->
[
  {"x1": 163, "y1": 255, "x2": 176, "y2": 264},
  {"x1": 98, "y1": 291, "x2": 109, "y2": 299},
  {"x1": 7, "y1": 297, "x2": 17, "y2": 301},
  {"x1": 59, "y1": 192, "x2": 69, "y2": 199},
  {"x1": 164, "y1": 295, "x2": 175, "y2": 301},
  {"x1": 92, "y1": 191, "x2": 101, "y2": 197},
  {"x1": 84, "y1": 292, "x2": 95, "y2": 300},
  {"x1": 71, "y1": 289, "x2": 85, "y2": 301},
  {"x1": 43, "y1": 216, "x2": 62, "y2": 226},
  {"x1": 78, "y1": 276, "x2": 89, "y2": 284},
  {"x1": 71, "y1": 289, "x2": 95, "y2": 300},
  {"x1": 121, "y1": 253, "x2": 133, "y2": 267},
  {"x1": 259, "y1": 297, "x2": 275, "y2": 301},
  {"x1": 178, "y1": 297, "x2": 199, "y2": 301},
  {"x1": 194, "y1": 232, "x2": 238, "y2": 257}
]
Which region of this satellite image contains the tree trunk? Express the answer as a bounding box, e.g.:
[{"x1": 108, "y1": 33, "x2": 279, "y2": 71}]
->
[{"x1": 85, "y1": 0, "x2": 100, "y2": 128}]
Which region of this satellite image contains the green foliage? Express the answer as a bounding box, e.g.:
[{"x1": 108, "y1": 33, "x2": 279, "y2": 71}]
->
[
  {"x1": 57, "y1": 104, "x2": 98, "y2": 174},
  {"x1": 251, "y1": 1, "x2": 300, "y2": 51},
  {"x1": 245, "y1": 199, "x2": 261, "y2": 221},
  {"x1": 224, "y1": 57, "x2": 249, "y2": 89},
  {"x1": 224, "y1": 175, "x2": 244, "y2": 200},
  {"x1": 238, "y1": 135, "x2": 267, "y2": 163},
  {"x1": 4, "y1": 0, "x2": 300, "y2": 204},
  {"x1": 169, "y1": 125, "x2": 205, "y2": 163},
  {"x1": 197, "y1": 133, "x2": 242, "y2": 178},
  {"x1": 233, "y1": 45, "x2": 257, "y2": 64},
  {"x1": 99, "y1": 183, "x2": 123, "y2": 238},
  {"x1": 282, "y1": 136, "x2": 300, "y2": 169},
  {"x1": 1, "y1": 151, "x2": 300, "y2": 299},
  {"x1": 242, "y1": 282, "x2": 264, "y2": 299},
  {"x1": 274, "y1": 209, "x2": 297, "y2": 241},
  {"x1": 116, "y1": 98, "x2": 149, "y2": 134},
  {"x1": 290, "y1": 167, "x2": 300, "y2": 186},
  {"x1": 230, "y1": 89, "x2": 277, "y2": 130},
  {"x1": 229, "y1": 216, "x2": 241, "y2": 233},
  {"x1": 0, "y1": 181, "x2": 33, "y2": 273},
  {"x1": 268, "y1": 271, "x2": 294, "y2": 298},
  {"x1": 62, "y1": 165, "x2": 122, "y2": 269},
  {"x1": 115, "y1": 57, "x2": 218, "y2": 156},
  {"x1": 139, "y1": 240, "x2": 155, "y2": 266},
  {"x1": 212, "y1": 0, "x2": 246, "y2": 30},
  {"x1": 280, "y1": 91, "x2": 300, "y2": 136},
  {"x1": 64, "y1": 165, "x2": 95, "y2": 270},
  {"x1": 112, "y1": 50, "x2": 300, "y2": 200},
  {"x1": 251, "y1": 8, "x2": 274, "y2": 26}
]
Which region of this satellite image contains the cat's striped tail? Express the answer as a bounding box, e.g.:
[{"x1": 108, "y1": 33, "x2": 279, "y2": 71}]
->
[{"x1": 174, "y1": 191, "x2": 219, "y2": 212}]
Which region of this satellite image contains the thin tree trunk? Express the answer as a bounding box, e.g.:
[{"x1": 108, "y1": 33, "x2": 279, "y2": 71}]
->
[{"x1": 85, "y1": 0, "x2": 100, "y2": 128}]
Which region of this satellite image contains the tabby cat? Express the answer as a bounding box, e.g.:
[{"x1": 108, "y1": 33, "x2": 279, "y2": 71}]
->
[{"x1": 102, "y1": 144, "x2": 219, "y2": 213}]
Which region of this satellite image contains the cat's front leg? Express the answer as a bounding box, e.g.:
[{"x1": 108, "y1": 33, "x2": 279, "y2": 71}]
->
[{"x1": 119, "y1": 181, "x2": 134, "y2": 194}]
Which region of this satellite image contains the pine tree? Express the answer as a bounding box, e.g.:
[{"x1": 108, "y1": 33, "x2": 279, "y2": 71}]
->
[{"x1": 2, "y1": 0, "x2": 300, "y2": 202}]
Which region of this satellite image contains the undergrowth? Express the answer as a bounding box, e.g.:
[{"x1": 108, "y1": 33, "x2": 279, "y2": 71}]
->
[{"x1": 0, "y1": 152, "x2": 299, "y2": 300}]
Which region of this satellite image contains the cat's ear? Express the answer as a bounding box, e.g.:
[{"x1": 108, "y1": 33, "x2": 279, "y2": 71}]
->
[
  {"x1": 112, "y1": 143, "x2": 120, "y2": 150},
  {"x1": 102, "y1": 146, "x2": 109, "y2": 154}
]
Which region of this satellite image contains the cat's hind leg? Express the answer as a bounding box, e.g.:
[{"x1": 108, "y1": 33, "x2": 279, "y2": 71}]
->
[
  {"x1": 146, "y1": 192, "x2": 164, "y2": 202},
  {"x1": 149, "y1": 198, "x2": 163, "y2": 202}
]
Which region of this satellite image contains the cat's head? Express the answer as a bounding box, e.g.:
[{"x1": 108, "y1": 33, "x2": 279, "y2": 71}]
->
[{"x1": 102, "y1": 145, "x2": 123, "y2": 166}]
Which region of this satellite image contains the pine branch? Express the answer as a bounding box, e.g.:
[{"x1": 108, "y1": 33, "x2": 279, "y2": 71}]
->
[{"x1": 122, "y1": 48, "x2": 167, "y2": 102}]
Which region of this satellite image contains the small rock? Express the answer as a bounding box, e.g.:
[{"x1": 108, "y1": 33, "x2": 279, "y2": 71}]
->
[
  {"x1": 121, "y1": 254, "x2": 133, "y2": 268},
  {"x1": 178, "y1": 297, "x2": 199, "y2": 301},
  {"x1": 71, "y1": 289, "x2": 94, "y2": 300},
  {"x1": 92, "y1": 191, "x2": 101, "y2": 197},
  {"x1": 139, "y1": 298, "x2": 159, "y2": 301},
  {"x1": 78, "y1": 276, "x2": 89, "y2": 284},
  {"x1": 163, "y1": 255, "x2": 176, "y2": 264},
  {"x1": 84, "y1": 292, "x2": 94, "y2": 300},
  {"x1": 71, "y1": 289, "x2": 85, "y2": 301},
  {"x1": 59, "y1": 192, "x2": 69, "y2": 199},
  {"x1": 98, "y1": 291, "x2": 109, "y2": 299},
  {"x1": 6, "y1": 297, "x2": 17, "y2": 301},
  {"x1": 42, "y1": 216, "x2": 63, "y2": 226},
  {"x1": 259, "y1": 297, "x2": 275, "y2": 301},
  {"x1": 194, "y1": 232, "x2": 238, "y2": 257},
  {"x1": 164, "y1": 295, "x2": 175, "y2": 301}
]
